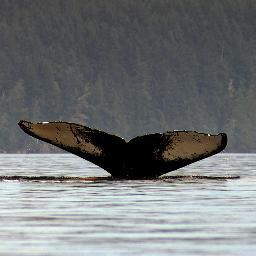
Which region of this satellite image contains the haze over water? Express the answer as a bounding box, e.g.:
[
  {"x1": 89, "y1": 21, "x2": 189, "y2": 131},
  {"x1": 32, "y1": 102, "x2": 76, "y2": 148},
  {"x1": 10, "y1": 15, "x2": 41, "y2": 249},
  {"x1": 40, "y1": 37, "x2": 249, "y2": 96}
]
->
[{"x1": 0, "y1": 154, "x2": 255, "y2": 255}]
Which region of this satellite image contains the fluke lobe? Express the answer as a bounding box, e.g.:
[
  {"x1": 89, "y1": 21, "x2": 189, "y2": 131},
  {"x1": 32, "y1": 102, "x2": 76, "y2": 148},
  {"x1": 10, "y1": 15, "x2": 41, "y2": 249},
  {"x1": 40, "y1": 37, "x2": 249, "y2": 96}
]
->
[{"x1": 18, "y1": 120, "x2": 227, "y2": 178}]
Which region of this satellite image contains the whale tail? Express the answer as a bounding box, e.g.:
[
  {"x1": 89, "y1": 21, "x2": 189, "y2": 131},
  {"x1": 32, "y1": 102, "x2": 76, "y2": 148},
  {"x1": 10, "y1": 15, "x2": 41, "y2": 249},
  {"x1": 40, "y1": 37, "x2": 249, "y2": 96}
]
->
[
  {"x1": 18, "y1": 120, "x2": 227, "y2": 178},
  {"x1": 18, "y1": 120, "x2": 126, "y2": 176}
]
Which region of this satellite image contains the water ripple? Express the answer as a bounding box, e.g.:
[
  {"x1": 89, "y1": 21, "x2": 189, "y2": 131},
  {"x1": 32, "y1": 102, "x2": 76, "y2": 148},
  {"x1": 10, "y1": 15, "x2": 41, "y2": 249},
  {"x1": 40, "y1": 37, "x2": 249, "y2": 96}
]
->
[{"x1": 0, "y1": 154, "x2": 255, "y2": 255}]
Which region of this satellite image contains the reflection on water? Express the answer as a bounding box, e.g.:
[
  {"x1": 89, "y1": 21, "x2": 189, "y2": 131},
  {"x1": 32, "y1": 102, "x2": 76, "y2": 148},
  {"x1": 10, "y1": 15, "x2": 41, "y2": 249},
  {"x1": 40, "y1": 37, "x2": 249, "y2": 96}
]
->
[{"x1": 0, "y1": 154, "x2": 255, "y2": 255}]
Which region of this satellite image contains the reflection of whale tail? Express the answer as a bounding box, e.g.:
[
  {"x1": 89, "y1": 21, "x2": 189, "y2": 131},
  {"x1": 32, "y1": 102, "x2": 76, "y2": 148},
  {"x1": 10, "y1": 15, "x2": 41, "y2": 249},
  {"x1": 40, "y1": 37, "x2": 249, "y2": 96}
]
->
[{"x1": 18, "y1": 120, "x2": 227, "y2": 178}]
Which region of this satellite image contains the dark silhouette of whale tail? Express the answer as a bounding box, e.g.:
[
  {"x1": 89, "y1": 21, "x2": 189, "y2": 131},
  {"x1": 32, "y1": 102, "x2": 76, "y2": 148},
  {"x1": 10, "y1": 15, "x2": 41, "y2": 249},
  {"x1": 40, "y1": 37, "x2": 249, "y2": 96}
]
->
[{"x1": 18, "y1": 120, "x2": 227, "y2": 178}]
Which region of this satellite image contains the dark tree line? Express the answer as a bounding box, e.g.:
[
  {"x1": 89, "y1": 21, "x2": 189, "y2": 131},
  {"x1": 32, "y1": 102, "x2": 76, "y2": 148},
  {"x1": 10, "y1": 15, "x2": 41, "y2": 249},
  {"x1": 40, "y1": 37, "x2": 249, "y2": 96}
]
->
[{"x1": 0, "y1": 0, "x2": 255, "y2": 152}]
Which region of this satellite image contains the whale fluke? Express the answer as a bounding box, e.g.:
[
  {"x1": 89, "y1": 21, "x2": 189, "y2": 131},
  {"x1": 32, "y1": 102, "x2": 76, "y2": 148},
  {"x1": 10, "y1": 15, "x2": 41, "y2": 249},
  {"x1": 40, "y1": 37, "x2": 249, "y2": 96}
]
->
[{"x1": 18, "y1": 120, "x2": 227, "y2": 178}]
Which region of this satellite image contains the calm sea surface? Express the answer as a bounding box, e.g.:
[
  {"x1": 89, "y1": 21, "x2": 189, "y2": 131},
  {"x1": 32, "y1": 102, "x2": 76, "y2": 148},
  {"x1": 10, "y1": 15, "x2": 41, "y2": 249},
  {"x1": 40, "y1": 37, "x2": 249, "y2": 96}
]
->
[{"x1": 0, "y1": 154, "x2": 255, "y2": 256}]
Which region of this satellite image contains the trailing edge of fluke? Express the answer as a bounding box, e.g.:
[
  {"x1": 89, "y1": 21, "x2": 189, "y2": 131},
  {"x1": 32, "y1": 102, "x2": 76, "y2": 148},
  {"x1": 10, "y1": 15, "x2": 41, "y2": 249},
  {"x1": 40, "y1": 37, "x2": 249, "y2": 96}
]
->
[{"x1": 18, "y1": 120, "x2": 227, "y2": 179}]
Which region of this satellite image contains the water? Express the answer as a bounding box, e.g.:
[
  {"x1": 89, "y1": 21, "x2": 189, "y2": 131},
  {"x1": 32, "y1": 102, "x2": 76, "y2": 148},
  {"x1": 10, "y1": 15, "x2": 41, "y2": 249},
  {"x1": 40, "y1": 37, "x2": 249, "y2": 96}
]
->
[{"x1": 0, "y1": 154, "x2": 255, "y2": 255}]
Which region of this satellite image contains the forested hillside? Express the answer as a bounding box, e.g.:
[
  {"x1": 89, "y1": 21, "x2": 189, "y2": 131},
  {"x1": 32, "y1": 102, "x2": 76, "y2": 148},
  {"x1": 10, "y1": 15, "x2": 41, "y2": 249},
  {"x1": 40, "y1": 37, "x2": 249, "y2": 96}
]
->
[{"x1": 0, "y1": 0, "x2": 255, "y2": 152}]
